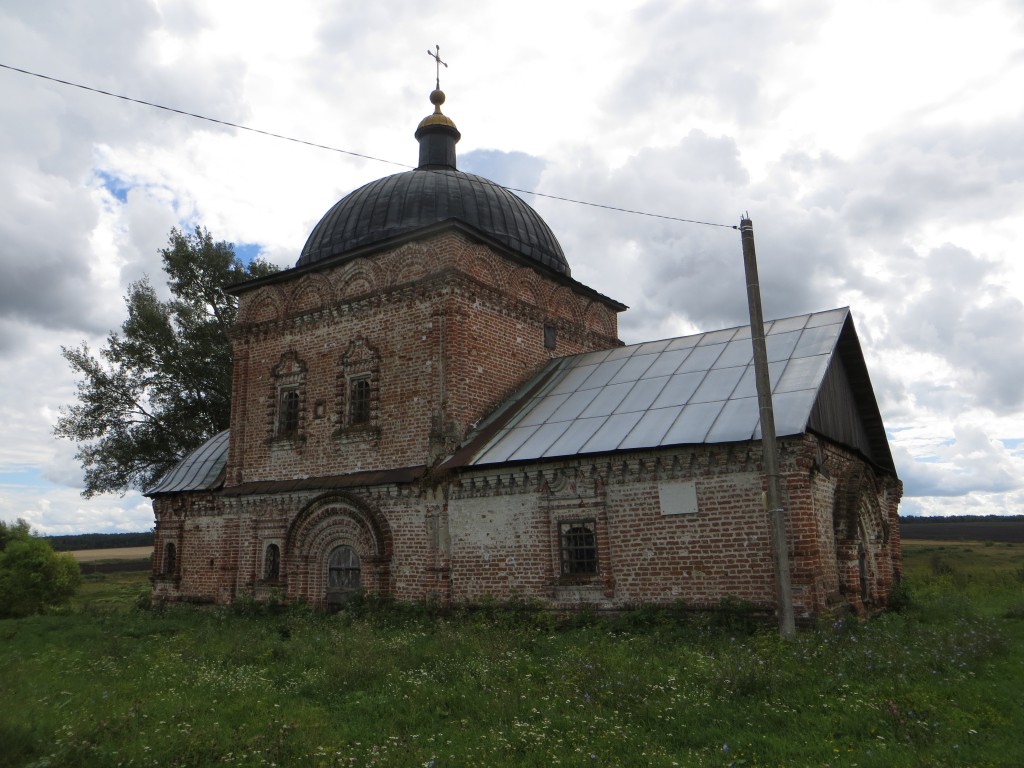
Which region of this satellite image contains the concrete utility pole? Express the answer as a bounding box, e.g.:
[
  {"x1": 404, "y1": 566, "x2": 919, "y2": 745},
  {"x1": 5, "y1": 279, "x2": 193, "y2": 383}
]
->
[{"x1": 740, "y1": 216, "x2": 796, "y2": 640}]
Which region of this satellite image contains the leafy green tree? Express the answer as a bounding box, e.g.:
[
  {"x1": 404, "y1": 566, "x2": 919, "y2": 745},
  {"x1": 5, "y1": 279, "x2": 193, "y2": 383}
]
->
[
  {"x1": 55, "y1": 227, "x2": 278, "y2": 496},
  {"x1": 0, "y1": 519, "x2": 81, "y2": 618}
]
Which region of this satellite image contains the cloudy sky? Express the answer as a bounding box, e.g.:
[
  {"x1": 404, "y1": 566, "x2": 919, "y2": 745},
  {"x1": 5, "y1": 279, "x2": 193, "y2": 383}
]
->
[{"x1": 2, "y1": 0, "x2": 1023, "y2": 533}]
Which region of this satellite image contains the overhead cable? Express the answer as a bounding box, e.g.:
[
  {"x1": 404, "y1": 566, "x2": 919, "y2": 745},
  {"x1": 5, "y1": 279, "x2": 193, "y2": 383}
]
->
[{"x1": 0, "y1": 62, "x2": 737, "y2": 230}]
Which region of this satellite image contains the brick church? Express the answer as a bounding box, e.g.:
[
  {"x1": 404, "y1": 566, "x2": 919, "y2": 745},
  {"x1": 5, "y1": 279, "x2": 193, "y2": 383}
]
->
[{"x1": 147, "y1": 84, "x2": 902, "y2": 619}]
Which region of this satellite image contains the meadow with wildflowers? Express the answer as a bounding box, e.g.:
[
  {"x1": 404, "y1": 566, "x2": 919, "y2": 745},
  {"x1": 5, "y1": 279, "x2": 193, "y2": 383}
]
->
[{"x1": 1, "y1": 541, "x2": 1021, "y2": 768}]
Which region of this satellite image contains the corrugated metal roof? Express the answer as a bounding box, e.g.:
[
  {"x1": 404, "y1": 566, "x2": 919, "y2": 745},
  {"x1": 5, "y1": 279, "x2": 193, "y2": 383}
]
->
[
  {"x1": 146, "y1": 430, "x2": 229, "y2": 496},
  {"x1": 467, "y1": 308, "x2": 852, "y2": 467}
]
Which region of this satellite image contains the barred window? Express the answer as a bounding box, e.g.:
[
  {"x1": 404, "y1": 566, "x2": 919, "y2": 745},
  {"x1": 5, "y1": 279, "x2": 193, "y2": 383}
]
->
[
  {"x1": 337, "y1": 338, "x2": 379, "y2": 438},
  {"x1": 349, "y1": 376, "x2": 371, "y2": 426},
  {"x1": 559, "y1": 520, "x2": 597, "y2": 576},
  {"x1": 278, "y1": 388, "x2": 300, "y2": 436}
]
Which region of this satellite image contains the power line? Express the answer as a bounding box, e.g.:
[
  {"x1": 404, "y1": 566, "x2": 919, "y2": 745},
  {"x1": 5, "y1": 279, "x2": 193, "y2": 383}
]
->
[
  {"x1": 0, "y1": 62, "x2": 738, "y2": 230},
  {"x1": 0, "y1": 63, "x2": 409, "y2": 171}
]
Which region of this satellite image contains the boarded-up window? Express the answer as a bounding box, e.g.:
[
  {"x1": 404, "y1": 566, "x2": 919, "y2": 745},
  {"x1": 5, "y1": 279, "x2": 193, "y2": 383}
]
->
[{"x1": 544, "y1": 323, "x2": 557, "y2": 350}]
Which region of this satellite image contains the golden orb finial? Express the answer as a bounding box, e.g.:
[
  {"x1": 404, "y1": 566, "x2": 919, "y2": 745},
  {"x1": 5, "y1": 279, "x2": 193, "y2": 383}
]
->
[{"x1": 429, "y1": 88, "x2": 446, "y2": 114}]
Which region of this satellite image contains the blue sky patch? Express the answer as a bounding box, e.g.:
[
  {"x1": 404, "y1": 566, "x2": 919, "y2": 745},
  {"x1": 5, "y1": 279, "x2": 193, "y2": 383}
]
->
[
  {"x1": 0, "y1": 467, "x2": 57, "y2": 490},
  {"x1": 95, "y1": 170, "x2": 131, "y2": 203},
  {"x1": 234, "y1": 242, "x2": 262, "y2": 265}
]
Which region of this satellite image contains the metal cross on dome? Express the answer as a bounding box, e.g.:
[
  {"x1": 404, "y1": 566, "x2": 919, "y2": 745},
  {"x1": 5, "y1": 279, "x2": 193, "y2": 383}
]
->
[{"x1": 427, "y1": 44, "x2": 447, "y2": 89}]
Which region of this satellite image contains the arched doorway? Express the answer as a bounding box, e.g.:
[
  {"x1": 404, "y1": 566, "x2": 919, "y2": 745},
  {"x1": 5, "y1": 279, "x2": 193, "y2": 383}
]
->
[
  {"x1": 285, "y1": 492, "x2": 392, "y2": 609},
  {"x1": 326, "y1": 545, "x2": 361, "y2": 610},
  {"x1": 833, "y1": 466, "x2": 888, "y2": 613}
]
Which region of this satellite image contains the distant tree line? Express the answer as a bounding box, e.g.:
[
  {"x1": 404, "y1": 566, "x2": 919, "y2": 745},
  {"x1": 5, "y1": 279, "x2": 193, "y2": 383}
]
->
[
  {"x1": 900, "y1": 514, "x2": 1024, "y2": 524},
  {"x1": 45, "y1": 531, "x2": 154, "y2": 552},
  {"x1": 899, "y1": 515, "x2": 1024, "y2": 543}
]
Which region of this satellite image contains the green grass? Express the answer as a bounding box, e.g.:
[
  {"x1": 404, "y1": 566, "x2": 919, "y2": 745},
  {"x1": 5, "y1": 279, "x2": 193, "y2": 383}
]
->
[
  {"x1": 70, "y1": 570, "x2": 152, "y2": 614},
  {"x1": 1, "y1": 544, "x2": 1022, "y2": 768}
]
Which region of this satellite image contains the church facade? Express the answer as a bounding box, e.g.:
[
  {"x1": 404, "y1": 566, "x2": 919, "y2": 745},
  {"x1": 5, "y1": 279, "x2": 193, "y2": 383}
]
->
[{"x1": 147, "y1": 88, "x2": 902, "y2": 619}]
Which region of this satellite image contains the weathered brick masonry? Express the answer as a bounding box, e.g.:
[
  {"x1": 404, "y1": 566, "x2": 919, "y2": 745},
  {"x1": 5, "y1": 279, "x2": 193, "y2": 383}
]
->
[
  {"x1": 226, "y1": 232, "x2": 619, "y2": 485},
  {"x1": 154, "y1": 431, "x2": 900, "y2": 617}
]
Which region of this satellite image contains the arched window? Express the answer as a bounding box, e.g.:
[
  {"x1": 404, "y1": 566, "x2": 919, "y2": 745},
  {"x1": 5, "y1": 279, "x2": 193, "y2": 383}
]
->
[
  {"x1": 163, "y1": 542, "x2": 177, "y2": 577},
  {"x1": 264, "y1": 543, "x2": 281, "y2": 581}
]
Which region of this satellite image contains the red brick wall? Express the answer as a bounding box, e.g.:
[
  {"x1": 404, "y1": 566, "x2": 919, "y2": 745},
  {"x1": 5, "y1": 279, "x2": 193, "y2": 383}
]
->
[
  {"x1": 153, "y1": 434, "x2": 901, "y2": 617},
  {"x1": 444, "y1": 436, "x2": 902, "y2": 618},
  {"x1": 225, "y1": 231, "x2": 621, "y2": 485},
  {"x1": 152, "y1": 493, "x2": 238, "y2": 604}
]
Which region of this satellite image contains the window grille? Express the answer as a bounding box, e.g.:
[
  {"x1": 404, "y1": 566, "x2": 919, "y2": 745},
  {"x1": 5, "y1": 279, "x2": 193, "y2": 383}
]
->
[
  {"x1": 278, "y1": 388, "x2": 300, "y2": 435},
  {"x1": 559, "y1": 520, "x2": 598, "y2": 576},
  {"x1": 349, "y1": 377, "x2": 371, "y2": 426}
]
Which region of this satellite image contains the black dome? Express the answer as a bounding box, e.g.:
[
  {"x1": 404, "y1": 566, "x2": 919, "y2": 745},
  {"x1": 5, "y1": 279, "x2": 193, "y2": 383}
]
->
[
  {"x1": 296, "y1": 168, "x2": 570, "y2": 276},
  {"x1": 296, "y1": 88, "x2": 569, "y2": 276}
]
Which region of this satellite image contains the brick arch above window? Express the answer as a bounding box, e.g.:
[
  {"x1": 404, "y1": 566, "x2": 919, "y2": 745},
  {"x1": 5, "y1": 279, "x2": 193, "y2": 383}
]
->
[
  {"x1": 238, "y1": 286, "x2": 285, "y2": 325},
  {"x1": 285, "y1": 273, "x2": 332, "y2": 317},
  {"x1": 335, "y1": 258, "x2": 382, "y2": 301},
  {"x1": 584, "y1": 300, "x2": 616, "y2": 338}
]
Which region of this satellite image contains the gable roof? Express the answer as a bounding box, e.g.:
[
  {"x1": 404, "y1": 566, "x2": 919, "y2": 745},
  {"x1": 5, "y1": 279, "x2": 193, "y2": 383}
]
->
[
  {"x1": 454, "y1": 308, "x2": 895, "y2": 474},
  {"x1": 147, "y1": 308, "x2": 896, "y2": 498}
]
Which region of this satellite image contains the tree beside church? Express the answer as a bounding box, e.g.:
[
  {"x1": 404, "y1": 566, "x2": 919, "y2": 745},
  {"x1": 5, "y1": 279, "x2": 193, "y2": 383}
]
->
[{"x1": 55, "y1": 228, "x2": 278, "y2": 497}]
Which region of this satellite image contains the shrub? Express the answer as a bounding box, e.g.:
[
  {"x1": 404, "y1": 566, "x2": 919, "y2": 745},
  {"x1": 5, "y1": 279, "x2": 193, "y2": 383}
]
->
[
  {"x1": 887, "y1": 578, "x2": 914, "y2": 612},
  {"x1": 0, "y1": 519, "x2": 81, "y2": 618}
]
